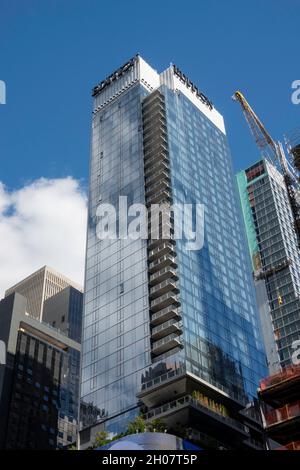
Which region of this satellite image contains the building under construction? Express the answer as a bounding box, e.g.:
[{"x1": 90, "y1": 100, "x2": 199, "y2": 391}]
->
[
  {"x1": 258, "y1": 364, "x2": 300, "y2": 450},
  {"x1": 235, "y1": 93, "x2": 300, "y2": 449},
  {"x1": 237, "y1": 158, "x2": 300, "y2": 371},
  {"x1": 234, "y1": 93, "x2": 300, "y2": 372}
]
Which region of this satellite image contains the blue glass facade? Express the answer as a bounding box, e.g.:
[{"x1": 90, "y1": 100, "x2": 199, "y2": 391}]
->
[
  {"x1": 81, "y1": 57, "x2": 267, "y2": 443},
  {"x1": 163, "y1": 86, "x2": 267, "y2": 399},
  {"x1": 81, "y1": 83, "x2": 152, "y2": 431}
]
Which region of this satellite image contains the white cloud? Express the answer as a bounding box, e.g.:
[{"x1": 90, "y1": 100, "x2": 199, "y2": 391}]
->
[{"x1": 0, "y1": 177, "x2": 87, "y2": 298}]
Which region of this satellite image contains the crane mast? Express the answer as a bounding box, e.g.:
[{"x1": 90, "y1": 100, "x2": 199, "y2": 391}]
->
[{"x1": 233, "y1": 91, "x2": 300, "y2": 248}]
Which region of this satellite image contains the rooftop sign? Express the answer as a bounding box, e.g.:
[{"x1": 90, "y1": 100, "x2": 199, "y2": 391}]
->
[
  {"x1": 173, "y1": 65, "x2": 213, "y2": 110},
  {"x1": 92, "y1": 55, "x2": 137, "y2": 97}
]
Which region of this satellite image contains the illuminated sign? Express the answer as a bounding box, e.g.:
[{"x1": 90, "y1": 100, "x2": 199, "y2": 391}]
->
[
  {"x1": 92, "y1": 56, "x2": 137, "y2": 97},
  {"x1": 173, "y1": 65, "x2": 213, "y2": 110}
]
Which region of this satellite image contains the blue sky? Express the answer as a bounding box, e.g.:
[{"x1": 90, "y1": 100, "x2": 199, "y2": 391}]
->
[{"x1": 0, "y1": 0, "x2": 299, "y2": 190}]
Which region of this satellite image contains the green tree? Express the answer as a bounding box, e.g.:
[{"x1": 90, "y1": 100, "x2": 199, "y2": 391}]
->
[
  {"x1": 127, "y1": 414, "x2": 147, "y2": 434},
  {"x1": 127, "y1": 414, "x2": 167, "y2": 434},
  {"x1": 92, "y1": 430, "x2": 110, "y2": 448},
  {"x1": 147, "y1": 418, "x2": 167, "y2": 433}
]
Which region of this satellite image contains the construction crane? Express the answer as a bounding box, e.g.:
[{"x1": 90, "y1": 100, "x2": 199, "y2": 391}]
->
[{"x1": 232, "y1": 90, "x2": 300, "y2": 248}]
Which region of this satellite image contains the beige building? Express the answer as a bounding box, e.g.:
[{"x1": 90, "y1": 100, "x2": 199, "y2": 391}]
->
[{"x1": 5, "y1": 266, "x2": 83, "y2": 320}]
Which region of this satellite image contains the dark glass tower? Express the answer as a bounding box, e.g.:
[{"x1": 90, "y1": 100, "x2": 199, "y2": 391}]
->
[
  {"x1": 80, "y1": 56, "x2": 267, "y2": 449},
  {"x1": 0, "y1": 269, "x2": 83, "y2": 449}
]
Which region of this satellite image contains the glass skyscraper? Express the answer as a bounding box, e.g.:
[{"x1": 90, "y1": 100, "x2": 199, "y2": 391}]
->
[{"x1": 80, "y1": 55, "x2": 267, "y2": 449}]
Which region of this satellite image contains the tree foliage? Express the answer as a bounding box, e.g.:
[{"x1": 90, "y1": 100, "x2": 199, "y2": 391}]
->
[{"x1": 91, "y1": 414, "x2": 167, "y2": 448}]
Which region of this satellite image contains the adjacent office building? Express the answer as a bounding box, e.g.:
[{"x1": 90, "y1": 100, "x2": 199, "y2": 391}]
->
[
  {"x1": 80, "y1": 55, "x2": 267, "y2": 449},
  {"x1": 43, "y1": 286, "x2": 83, "y2": 342},
  {"x1": 0, "y1": 268, "x2": 83, "y2": 449},
  {"x1": 5, "y1": 265, "x2": 83, "y2": 321},
  {"x1": 237, "y1": 159, "x2": 300, "y2": 371}
]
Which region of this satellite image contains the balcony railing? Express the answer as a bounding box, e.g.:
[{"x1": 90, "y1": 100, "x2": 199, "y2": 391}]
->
[
  {"x1": 265, "y1": 400, "x2": 300, "y2": 426},
  {"x1": 142, "y1": 112, "x2": 166, "y2": 129},
  {"x1": 145, "y1": 395, "x2": 249, "y2": 434},
  {"x1": 143, "y1": 138, "x2": 168, "y2": 154},
  {"x1": 145, "y1": 169, "x2": 170, "y2": 185},
  {"x1": 143, "y1": 123, "x2": 167, "y2": 142},
  {"x1": 144, "y1": 160, "x2": 169, "y2": 177},
  {"x1": 145, "y1": 178, "x2": 170, "y2": 197},
  {"x1": 140, "y1": 366, "x2": 186, "y2": 394},
  {"x1": 150, "y1": 292, "x2": 180, "y2": 312},
  {"x1": 149, "y1": 278, "x2": 179, "y2": 299},
  {"x1": 186, "y1": 428, "x2": 229, "y2": 450},
  {"x1": 260, "y1": 364, "x2": 300, "y2": 391},
  {"x1": 151, "y1": 304, "x2": 181, "y2": 325},
  {"x1": 142, "y1": 99, "x2": 165, "y2": 114},
  {"x1": 148, "y1": 254, "x2": 177, "y2": 273},
  {"x1": 146, "y1": 190, "x2": 172, "y2": 207},
  {"x1": 144, "y1": 152, "x2": 169, "y2": 169},
  {"x1": 149, "y1": 266, "x2": 178, "y2": 285},
  {"x1": 148, "y1": 242, "x2": 175, "y2": 261},
  {"x1": 151, "y1": 319, "x2": 182, "y2": 340},
  {"x1": 276, "y1": 441, "x2": 300, "y2": 450},
  {"x1": 152, "y1": 332, "x2": 183, "y2": 356}
]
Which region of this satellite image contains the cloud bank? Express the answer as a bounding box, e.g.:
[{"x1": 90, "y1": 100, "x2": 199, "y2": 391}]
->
[{"x1": 0, "y1": 177, "x2": 87, "y2": 298}]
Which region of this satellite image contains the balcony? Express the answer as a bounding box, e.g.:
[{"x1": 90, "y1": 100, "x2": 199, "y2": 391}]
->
[
  {"x1": 143, "y1": 137, "x2": 168, "y2": 155},
  {"x1": 151, "y1": 319, "x2": 182, "y2": 341},
  {"x1": 144, "y1": 147, "x2": 169, "y2": 166},
  {"x1": 142, "y1": 113, "x2": 166, "y2": 130},
  {"x1": 148, "y1": 220, "x2": 174, "y2": 240},
  {"x1": 259, "y1": 365, "x2": 300, "y2": 406},
  {"x1": 138, "y1": 366, "x2": 186, "y2": 407},
  {"x1": 145, "y1": 178, "x2": 170, "y2": 198},
  {"x1": 242, "y1": 437, "x2": 265, "y2": 450},
  {"x1": 144, "y1": 134, "x2": 168, "y2": 155},
  {"x1": 145, "y1": 169, "x2": 170, "y2": 186},
  {"x1": 151, "y1": 304, "x2": 181, "y2": 326},
  {"x1": 276, "y1": 441, "x2": 300, "y2": 450},
  {"x1": 146, "y1": 189, "x2": 172, "y2": 206},
  {"x1": 144, "y1": 152, "x2": 169, "y2": 169},
  {"x1": 148, "y1": 237, "x2": 176, "y2": 251},
  {"x1": 145, "y1": 395, "x2": 249, "y2": 438},
  {"x1": 260, "y1": 365, "x2": 300, "y2": 391},
  {"x1": 148, "y1": 254, "x2": 177, "y2": 273},
  {"x1": 265, "y1": 400, "x2": 300, "y2": 427},
  {"x1": 185, "y1": 429, "x2": 230, "y2": 450},
  {"x1": 142, "y1": 95, "x2": 165, "y2": 110},
  {"x1": 150, "y1": 292, "x2": 180, "y2": 312},
  {"x1": 149, "y1": 266, "x2": 178, "y2": 286},
  {"x1": 147, "y1": 188, "x2": 172, "y2": 205},
  {"x1": 148, "y1": 242, "x2": 175, "y2": 262},
  {"x1": 142, "y1": 102, "x2": 165, "y2": 118},
  {"x1": 144, "y1": 161, "x2": 170, "y2": 179},
  {"x1": 149, "y1": 279, "x2": 179, "y2": 300},
  {"x1": 152, "y1": 333, "x2": 183, "y2": 356},
  {"x1": 143, "y1": 121, "x2": 167, "y2": 140}
]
